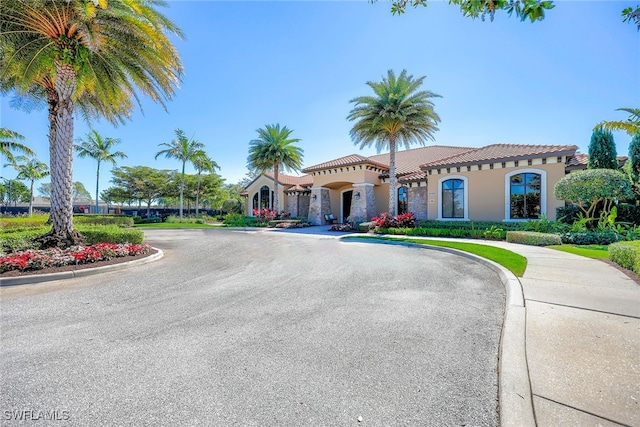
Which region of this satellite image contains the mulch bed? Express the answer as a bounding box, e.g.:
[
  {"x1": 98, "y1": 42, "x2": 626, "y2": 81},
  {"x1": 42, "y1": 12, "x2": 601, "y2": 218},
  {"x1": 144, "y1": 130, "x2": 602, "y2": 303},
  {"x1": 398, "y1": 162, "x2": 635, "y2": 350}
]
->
[{"x1": 0, "y1": 248, "x2": 159, "y2": 278}]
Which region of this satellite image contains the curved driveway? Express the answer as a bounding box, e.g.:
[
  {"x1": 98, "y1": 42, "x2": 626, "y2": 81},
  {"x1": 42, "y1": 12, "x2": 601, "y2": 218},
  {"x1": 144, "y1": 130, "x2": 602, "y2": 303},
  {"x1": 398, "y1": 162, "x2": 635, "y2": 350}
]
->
[{"x1": 1, "y1": 229, "x2": 505, "y2": 426}]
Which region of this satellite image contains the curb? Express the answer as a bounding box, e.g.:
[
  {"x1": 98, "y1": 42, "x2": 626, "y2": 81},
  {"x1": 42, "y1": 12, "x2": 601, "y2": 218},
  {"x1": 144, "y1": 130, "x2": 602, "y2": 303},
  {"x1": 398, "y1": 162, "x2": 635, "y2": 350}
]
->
[
  {"x1": 0, "y1": 248, "x2": 164, "y2": 287},
  {"x1": 342, "y1": 237, "x2": 535, "y2": 427}
]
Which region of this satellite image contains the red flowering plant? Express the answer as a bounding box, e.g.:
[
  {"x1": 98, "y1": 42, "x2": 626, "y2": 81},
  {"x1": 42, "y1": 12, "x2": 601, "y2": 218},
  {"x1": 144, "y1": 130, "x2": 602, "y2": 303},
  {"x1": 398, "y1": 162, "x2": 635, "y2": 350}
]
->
[
  {"x1": 371, "y1": 212, "x2": 416, "y2": 229},
  {"x1": 0, "y1": 243, "x2": 151, "y2": 273},
  {"x1": 253, "y1": 208, "x2": 277, "y2": 223}
]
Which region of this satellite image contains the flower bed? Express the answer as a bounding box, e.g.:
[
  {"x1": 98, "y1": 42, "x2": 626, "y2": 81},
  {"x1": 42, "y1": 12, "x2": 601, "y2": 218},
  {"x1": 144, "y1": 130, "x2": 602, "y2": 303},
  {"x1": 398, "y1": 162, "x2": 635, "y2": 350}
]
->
[{"x1": 0, "y1": 243, "x2": 151, "y2": 273}]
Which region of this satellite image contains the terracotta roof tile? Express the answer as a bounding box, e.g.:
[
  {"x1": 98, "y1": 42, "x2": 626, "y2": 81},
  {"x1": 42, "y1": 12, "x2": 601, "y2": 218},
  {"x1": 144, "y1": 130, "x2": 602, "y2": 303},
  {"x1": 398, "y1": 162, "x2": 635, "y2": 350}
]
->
[
  {"x1": 566, "y1": 153, "x2": 628, "y2": 170},
  {"x1": 284, "y1": 184, "x2": 311, "y2": 193},
  {"x1": 421, "y1": 143, "x2": 578, "y2": 169},
  {"x1": 302, "y1": 154, "x2": 389, "y2": 173},
  {"x1": 262, "y1": 172, "x2": 313, "y2": 187},
  {"x1": 372, "y1": 145, "x2": 474, "y2": 177}
]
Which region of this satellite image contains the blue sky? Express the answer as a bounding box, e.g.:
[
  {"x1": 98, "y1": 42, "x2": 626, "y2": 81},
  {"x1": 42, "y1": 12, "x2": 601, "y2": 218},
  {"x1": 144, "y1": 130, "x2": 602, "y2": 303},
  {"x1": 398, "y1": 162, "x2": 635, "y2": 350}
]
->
[{"x1": 1, "y1": 0, "x2": 638, "y2": 196}]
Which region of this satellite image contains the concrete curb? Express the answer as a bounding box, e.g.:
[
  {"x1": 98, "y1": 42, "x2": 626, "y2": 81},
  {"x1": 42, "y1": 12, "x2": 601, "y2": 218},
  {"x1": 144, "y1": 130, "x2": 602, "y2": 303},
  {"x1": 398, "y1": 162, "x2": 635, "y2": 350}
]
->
[
  {"x1": 342, "y1": 237, "x2": 535, "y2": 427},
  {"x1": 0, "y1": 248, "x2": 164, "y2": 287}
]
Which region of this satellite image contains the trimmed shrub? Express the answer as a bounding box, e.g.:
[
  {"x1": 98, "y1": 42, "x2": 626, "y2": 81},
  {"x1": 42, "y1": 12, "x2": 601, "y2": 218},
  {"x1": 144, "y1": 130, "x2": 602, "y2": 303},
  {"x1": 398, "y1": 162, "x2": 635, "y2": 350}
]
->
[
  {"x1": 416, "y1": 220, "x2": 522, "y2": 231},
  {"x1": 378, "y1": 226, "x2": 507, "y2": 240},
  {"x1": 609, "y1": 241, "x2": 640, "y2": 274},
  {"x1": 560, "y1": 231, "x2": 621, "y2": 245},
  {"x1": 77, "y1": 225, "x2": 144, "y2": 244},
  {"x1": 223, "y1": 214, "x2": 257, "y2": 227},
  {"x1": 74, "y1": 215, "x2": 134, "y2": 227},
  {"x1": 134, "y1": 216, "x2": 162, "y2": 224},
  {"x1": 358, "y1": 222, "x2": 373, "y2": 232},
  {"x1": 506, "y1": 231, "x2": 562, "y2": 246}
]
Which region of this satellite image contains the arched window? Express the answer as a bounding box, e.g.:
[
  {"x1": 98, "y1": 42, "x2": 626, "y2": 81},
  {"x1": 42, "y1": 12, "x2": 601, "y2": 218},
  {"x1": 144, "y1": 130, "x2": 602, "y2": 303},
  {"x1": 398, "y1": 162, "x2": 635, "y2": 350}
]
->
[
  {"x1": 252, "y1": 193, "x2": 259, "y2": 210},
  {"x1": 509, "y1": 173, "x2": 541, "y2": 219},
  {"x1": 441, "y1": 179, "x2": 465, "y2": 219},
  {"x1": 260, "y1": 185, "x2": 271, "y2": 209},
  {"x1": 398, "y1": 187, "x2": 408, "y2": 215}
]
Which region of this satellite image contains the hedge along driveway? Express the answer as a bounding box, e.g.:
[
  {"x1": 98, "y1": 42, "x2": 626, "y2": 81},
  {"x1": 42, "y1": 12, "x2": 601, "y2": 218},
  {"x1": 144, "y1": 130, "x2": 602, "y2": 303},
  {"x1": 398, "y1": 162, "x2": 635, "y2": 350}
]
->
[{"x1": 347, "y1": 236, "x2": 528, "y2": 277}]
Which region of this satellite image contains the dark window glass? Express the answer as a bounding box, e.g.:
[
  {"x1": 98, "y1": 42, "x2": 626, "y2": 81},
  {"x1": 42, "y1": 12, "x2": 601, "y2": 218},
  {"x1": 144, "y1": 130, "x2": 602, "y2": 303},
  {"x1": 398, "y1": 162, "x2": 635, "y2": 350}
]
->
[
  {"x1": 252, "y1": 193, "x2": 259, "y2": 210},
  {"x1": 260, "y1": 185, "x2": 271, "y2": 209},
  {"x1": 398, "y1": 187, "x2": 408, "y2": 215},
  {"x1": 510, "y1": 173, "x2": 541, "y2": 219},
  {"x1": 442, "y1": 179, "x2": 464, "y2": 218}
]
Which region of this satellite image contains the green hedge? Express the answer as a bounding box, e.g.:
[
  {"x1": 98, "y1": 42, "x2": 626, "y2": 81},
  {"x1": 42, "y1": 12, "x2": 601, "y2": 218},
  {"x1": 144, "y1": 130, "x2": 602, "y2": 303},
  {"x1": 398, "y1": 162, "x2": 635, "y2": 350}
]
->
[
  {"x1": 560, "y1": 231, "x2": 621, "y2": 245},
  {"x1": 377, "y1": 226, "x2": 507, "y2": 240},
  {"x1": 609, "y1": 241, "x2": 640, "y2": 274},
  {"x1": 222, "y1": 214, "x2": 258, "y2": 227},
  {"x1": 75, "y1": 215, "x2": 134, "y2": 227},
  {"x1": 76, "y1": 225, "x2": 144, "y2": 244},
  {"x1": 416, "y1": 220, "x2": 521, "y2": 231},
  {"x1": 134, "y1": 216, "x2": 162, "y2": 224},
  {"x1": 506, "y1": 231, "x2": 562, "y2": 246}
]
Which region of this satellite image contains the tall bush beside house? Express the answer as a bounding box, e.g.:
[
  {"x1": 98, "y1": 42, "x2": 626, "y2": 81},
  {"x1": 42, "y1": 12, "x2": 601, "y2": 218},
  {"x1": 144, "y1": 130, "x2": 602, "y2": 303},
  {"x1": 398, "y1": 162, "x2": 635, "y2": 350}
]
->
[{"x1": 588, "y1": 128, "x2": 618, "y2": 170}]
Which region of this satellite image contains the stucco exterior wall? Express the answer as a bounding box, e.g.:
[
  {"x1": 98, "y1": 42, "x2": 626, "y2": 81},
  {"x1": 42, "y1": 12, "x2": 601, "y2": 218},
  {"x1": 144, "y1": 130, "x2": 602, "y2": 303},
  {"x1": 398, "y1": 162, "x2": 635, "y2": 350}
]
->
[
  {"x1": 426, "y1": 159, "x2": 567, "y2": 221},
  {"x1": 310, "y1": 168, "x2": 380, "y2": 188},
  {"x1": 243, "y1": 175, "x2": 288, "y2": 214}
]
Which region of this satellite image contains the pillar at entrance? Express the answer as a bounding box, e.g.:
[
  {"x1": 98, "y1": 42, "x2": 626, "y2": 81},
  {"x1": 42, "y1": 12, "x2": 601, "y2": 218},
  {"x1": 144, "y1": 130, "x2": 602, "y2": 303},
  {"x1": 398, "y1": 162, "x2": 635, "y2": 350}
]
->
[
  {"x1": 308, "y1": 187, "x2": 330, "y2": 225},
  {"x1": 349, "y1": 183, "x2": 375, "y2": 223}
]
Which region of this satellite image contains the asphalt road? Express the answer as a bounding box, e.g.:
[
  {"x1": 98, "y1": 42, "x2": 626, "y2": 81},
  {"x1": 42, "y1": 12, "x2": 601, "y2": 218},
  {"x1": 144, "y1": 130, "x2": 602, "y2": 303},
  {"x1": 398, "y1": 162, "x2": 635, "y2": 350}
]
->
[{"x1": 1, "y1": 229, "x2": 505, "y2": 426}]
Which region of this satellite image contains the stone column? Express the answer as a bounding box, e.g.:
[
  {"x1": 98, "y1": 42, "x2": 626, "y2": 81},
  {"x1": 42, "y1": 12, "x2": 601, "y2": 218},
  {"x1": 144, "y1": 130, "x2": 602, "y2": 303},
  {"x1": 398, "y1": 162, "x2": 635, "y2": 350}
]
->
[
  {"x1": 408, "y1": 185, "x2": 428, "y2": 220},
  {"x1": 286, "y1": 193, "x2": 298, "y2": 217},
  {"x1": 308, "y1": 187, "x2": 330, "y2": 225},
  {"x1": 350, "y1": 183, "x2": 375, "y2": 223}
]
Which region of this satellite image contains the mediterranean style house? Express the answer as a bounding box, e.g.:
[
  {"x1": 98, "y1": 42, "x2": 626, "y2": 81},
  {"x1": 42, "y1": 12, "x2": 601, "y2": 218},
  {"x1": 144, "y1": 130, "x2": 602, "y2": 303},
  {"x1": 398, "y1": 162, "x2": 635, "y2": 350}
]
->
[{"x1": 241, "y1": 143, "x2": 582, "y2": 225}]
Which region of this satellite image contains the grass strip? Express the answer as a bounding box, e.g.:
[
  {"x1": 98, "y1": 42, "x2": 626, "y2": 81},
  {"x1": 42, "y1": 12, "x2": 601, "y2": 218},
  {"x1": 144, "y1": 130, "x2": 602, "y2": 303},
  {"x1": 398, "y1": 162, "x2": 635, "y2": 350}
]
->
[
  {"x1": 547, "y1": 244, "x2": 609, "y2": 259},
  {"x1": 346, "y1": 235, "x2": 527, "y2": 277}
]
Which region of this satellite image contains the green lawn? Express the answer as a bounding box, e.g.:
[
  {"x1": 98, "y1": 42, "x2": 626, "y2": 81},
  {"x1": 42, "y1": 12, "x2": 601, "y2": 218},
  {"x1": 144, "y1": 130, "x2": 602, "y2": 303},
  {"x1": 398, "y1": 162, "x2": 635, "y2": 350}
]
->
[
  {"x1": 547, "y1": 244, "x2": 609, "y2": 259},
  {"x1": 133, "y1": 222, "x2": 218, "y2": 229},
  {"x1": 345, "y1": 236, "x2": 527, "y2": 277}
]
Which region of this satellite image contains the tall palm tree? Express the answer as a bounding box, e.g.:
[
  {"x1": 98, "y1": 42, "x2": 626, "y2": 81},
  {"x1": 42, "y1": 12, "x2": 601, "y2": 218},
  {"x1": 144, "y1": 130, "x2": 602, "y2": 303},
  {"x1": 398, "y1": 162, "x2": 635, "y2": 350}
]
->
[
  {"x1": 347, "y1": 69, "x2": 441, "y2": 215},
  {"x1": 155, "y1": 129, "x2": 205, "y2": 218},
  {"x1": 247, "y1": 124, "x2": 304, "y2": 214},
  {"x1": 0, "y1": 0, "x2": 183, "y2": 246},
  {"x1": 596, "y1": 108, "x2": 640, "y2": 136},
  {"x1": 75, "y1": 130, "x2": 127, "y2": 214},
  {"x1": 0, "y1": 127, "x2": 34, "y2": 164},
  {"x1": 192, "y1": 150, "x2": 220, "y2": 216},
  {"x1": 9, "y1": 155, "x2": 49, "y2": 216}
]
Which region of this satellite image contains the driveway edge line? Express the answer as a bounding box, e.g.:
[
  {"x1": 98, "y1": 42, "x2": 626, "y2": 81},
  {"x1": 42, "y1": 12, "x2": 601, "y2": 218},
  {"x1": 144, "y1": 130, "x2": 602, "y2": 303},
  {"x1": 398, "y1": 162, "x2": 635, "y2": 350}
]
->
[{"x1": 0, "y1": 248, "x2": 164, "y2": 287}]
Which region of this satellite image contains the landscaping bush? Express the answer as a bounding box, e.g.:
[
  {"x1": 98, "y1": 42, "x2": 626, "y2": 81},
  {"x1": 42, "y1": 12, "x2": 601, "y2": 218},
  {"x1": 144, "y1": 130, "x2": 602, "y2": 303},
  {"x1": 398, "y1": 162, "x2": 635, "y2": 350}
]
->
[
  {"x1": 521, "y1": 215, "x2": 569, "y2": 234},
  {"x1": 0, "y1": 214, "x2": 48, "y2": 229},
  {"x1": 165, "y1": 215, "x2": 205, "y2": 224},
  {"x1": 416, "y1": 220, "x2": 522, "y2": 231},
  {"x1": 0, "y1": 228, "x2": 46, "y2": 254},
  {"x1": 506, "y1": 231, "x2": 562, "y2": 246},
  {"x1": 609, "y1": 241, "x2": 640, "y2": 274},
  {"x1": 76, "y1": 225, "x2": 144, "y2": 245},
  {"x1": 74, "y1": 215, "x2": 134, "y2": 227},
  {"x1": 560, "y1": 231, "x2": 621, "y2": 245},
  {"x1": 372, "y1": 212, "x2": 416, "y2": 228},
  {"x1": 223, "y1": 213, "x2": 257, "y2": 227},
  {"x1": 377, "y1": 226, "x2": 507, "y2": 240},
  {"x1": 133, "y1": 216, "x2": 162, "y2": 224},
  {"x1": 558, "y1": 203, "x2": 640, "y2": 226},
  {"x1": 556, "y1": 205, "x2": 581, "y2": 224},
  {"x1": 358, "y1": 222, "x2": 373, "y2": 232},
  {"x1": 617, "y1": 204, "x2": 640, "y2": 225}
]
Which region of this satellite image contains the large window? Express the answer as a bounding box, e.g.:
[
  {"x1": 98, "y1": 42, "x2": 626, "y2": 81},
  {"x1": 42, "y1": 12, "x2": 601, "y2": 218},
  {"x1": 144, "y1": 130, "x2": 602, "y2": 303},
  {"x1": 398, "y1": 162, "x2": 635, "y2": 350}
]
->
[
  {"x1": 398, "y1": 187, "x2": 408, "y2": 215},
  {"x1": 253, "y1": 185, "x2": 273, "y2": 212},
  {"x1": 442, "y1": 179, "x2": 465, "y2": 218},
  {"x1": 510, "y1": 173, "x2": 541, "y2": 219}
]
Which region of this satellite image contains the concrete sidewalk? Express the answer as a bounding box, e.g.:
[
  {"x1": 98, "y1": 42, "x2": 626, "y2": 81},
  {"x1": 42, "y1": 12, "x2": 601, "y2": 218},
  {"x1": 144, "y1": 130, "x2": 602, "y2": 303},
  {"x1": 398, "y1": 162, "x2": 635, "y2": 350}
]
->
[{"x1": 495, "y1": 242, "x2": 640, "y2": 427}]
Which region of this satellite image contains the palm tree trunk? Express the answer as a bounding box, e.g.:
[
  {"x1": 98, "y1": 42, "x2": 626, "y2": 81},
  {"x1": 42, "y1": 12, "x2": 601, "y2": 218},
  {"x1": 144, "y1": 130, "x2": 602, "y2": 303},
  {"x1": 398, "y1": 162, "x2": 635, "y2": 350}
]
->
[
  {"x1": 48, "y1": 62, "x2": 79, "y2": 243},
  {"x1": 273, "y1": 162, "x2": 279, "y2": 215},
  {"x1": 388, "y1": 135, "x2": 397, "y2": 216},
  {"x1": 29, "y1": 179, "x2": 34, "y2": 216},
  {"x1": 95, "y1": 160, "x2": 100, "y2": 214},
  {"x1": 195, "y1": 171, "x2": 201, "y2": 216},
  {"x1": 180, "y1": 161, "x2": 185, "y2": 218}
]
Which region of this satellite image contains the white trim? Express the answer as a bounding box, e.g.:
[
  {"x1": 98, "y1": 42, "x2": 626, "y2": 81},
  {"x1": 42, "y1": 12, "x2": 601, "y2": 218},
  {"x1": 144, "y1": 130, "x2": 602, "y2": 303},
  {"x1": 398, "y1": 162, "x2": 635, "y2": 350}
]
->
[
  {"x1": 504, "y1": 168, "x2": 547, "y2": 221},
  {"x1": 352, "y1": 182, "x2": 375, "y2": 188},
  {"x1": 437, "y1": 175, "x2": 469, "y2": 221}
]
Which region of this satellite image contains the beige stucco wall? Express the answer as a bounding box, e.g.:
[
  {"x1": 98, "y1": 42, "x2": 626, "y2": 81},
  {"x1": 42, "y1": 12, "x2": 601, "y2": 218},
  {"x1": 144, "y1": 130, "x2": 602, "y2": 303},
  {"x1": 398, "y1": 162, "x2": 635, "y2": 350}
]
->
[
  {"x1": 243, "y1": 175, "x2": 288, "y2": 214},
  {"x1": 310, "y1": 168, "x2": 380, "y2": 189},
  {"x1": 426, "y1": 160, "x2": 567, "y2": 221}
]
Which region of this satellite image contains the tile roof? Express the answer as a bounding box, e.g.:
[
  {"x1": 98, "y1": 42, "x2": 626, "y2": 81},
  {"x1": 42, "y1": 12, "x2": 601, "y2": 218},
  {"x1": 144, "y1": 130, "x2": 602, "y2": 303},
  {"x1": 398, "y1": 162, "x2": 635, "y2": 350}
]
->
[
  {"x1": 372, "y1": 145, "x2": 474, "y2": 177},
  {"x1": 566, "y1": 153, "x2": 628, "y2": 170},
  {"x1": 421, "y1": 144, "x2": 578, "y2": 169},
  {"x1": 284, "y1": 184, "x2": 311, "y2": 193},
  {"x1": 302, "y1": 154, "x2": 389, "y2": 173},
  {"x1": 262, "y1": 172, "x2": 313, "y2": 187}
]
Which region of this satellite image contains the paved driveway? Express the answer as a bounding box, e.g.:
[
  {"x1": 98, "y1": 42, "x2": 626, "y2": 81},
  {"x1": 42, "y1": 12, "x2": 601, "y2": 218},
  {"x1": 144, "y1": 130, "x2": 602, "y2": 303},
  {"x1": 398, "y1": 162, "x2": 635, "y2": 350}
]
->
[{"x1": 1, "y1": 229, "x2": 504, "y2": 426}]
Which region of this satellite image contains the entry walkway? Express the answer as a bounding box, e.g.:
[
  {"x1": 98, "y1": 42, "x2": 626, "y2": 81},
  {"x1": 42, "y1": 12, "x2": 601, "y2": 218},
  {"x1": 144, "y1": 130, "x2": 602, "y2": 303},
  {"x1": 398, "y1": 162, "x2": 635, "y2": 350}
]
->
[{"x1": 268, "y1": 227, "x2": 640, "y2": 426}]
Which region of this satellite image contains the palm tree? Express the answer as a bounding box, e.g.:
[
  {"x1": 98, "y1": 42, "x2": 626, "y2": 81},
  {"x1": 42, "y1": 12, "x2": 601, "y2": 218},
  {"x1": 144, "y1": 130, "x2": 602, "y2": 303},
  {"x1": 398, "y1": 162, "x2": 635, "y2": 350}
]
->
[
  {"x1": 155, "y1": 129, "x2": 205, "y2": 218},
  {"x1": 247, "y1": 124, "x2": 304, "y2": 215},
  {"x1": 0, "y1": 128, "x2": 34, "y2": 164},
  {"x1": 75, "y1": 130, "x2": 127, "y2": 214},
  {"x1": 192, "y1": 150, "x2": 220, "y2": 216},
  {"x1": 0, "y1": 0, "x2": 183, "y2": 246},
  {"x1": 596, "y1": 108, "x2": 640, "y2": 136},
  {"x1": 347, "y1": 69, "x2": 441, "y2": 215},
  {"x1": 9, "y1": 155, "x2": 49, "y2": 216}
]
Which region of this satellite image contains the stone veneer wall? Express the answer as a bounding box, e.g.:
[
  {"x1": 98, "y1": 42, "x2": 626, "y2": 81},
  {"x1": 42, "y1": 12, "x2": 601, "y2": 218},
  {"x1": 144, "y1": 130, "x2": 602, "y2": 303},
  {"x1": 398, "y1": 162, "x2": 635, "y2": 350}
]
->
[
  {"x1": 350, "y1": 183, "x2": 376, "y2": 223},
  {"x1": 298, "y1": 194, "x2": 310, "y2": 218},
  {"x1": 308, "y1": 187, "x2": 331, "y2": 225},
  {"x1": 408, "y1": 186, "x2": 428, "y2": 220},
  {"x1": 286, "y1": 195, "x2": 298, "y2": 217}
]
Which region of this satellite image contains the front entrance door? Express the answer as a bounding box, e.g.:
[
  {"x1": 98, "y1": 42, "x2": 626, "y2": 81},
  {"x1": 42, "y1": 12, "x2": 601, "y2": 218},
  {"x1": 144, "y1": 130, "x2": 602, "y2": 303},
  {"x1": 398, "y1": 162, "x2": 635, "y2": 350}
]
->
[{"x1": 342, "y1": 190, "x2": 352, "y2": 223}]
